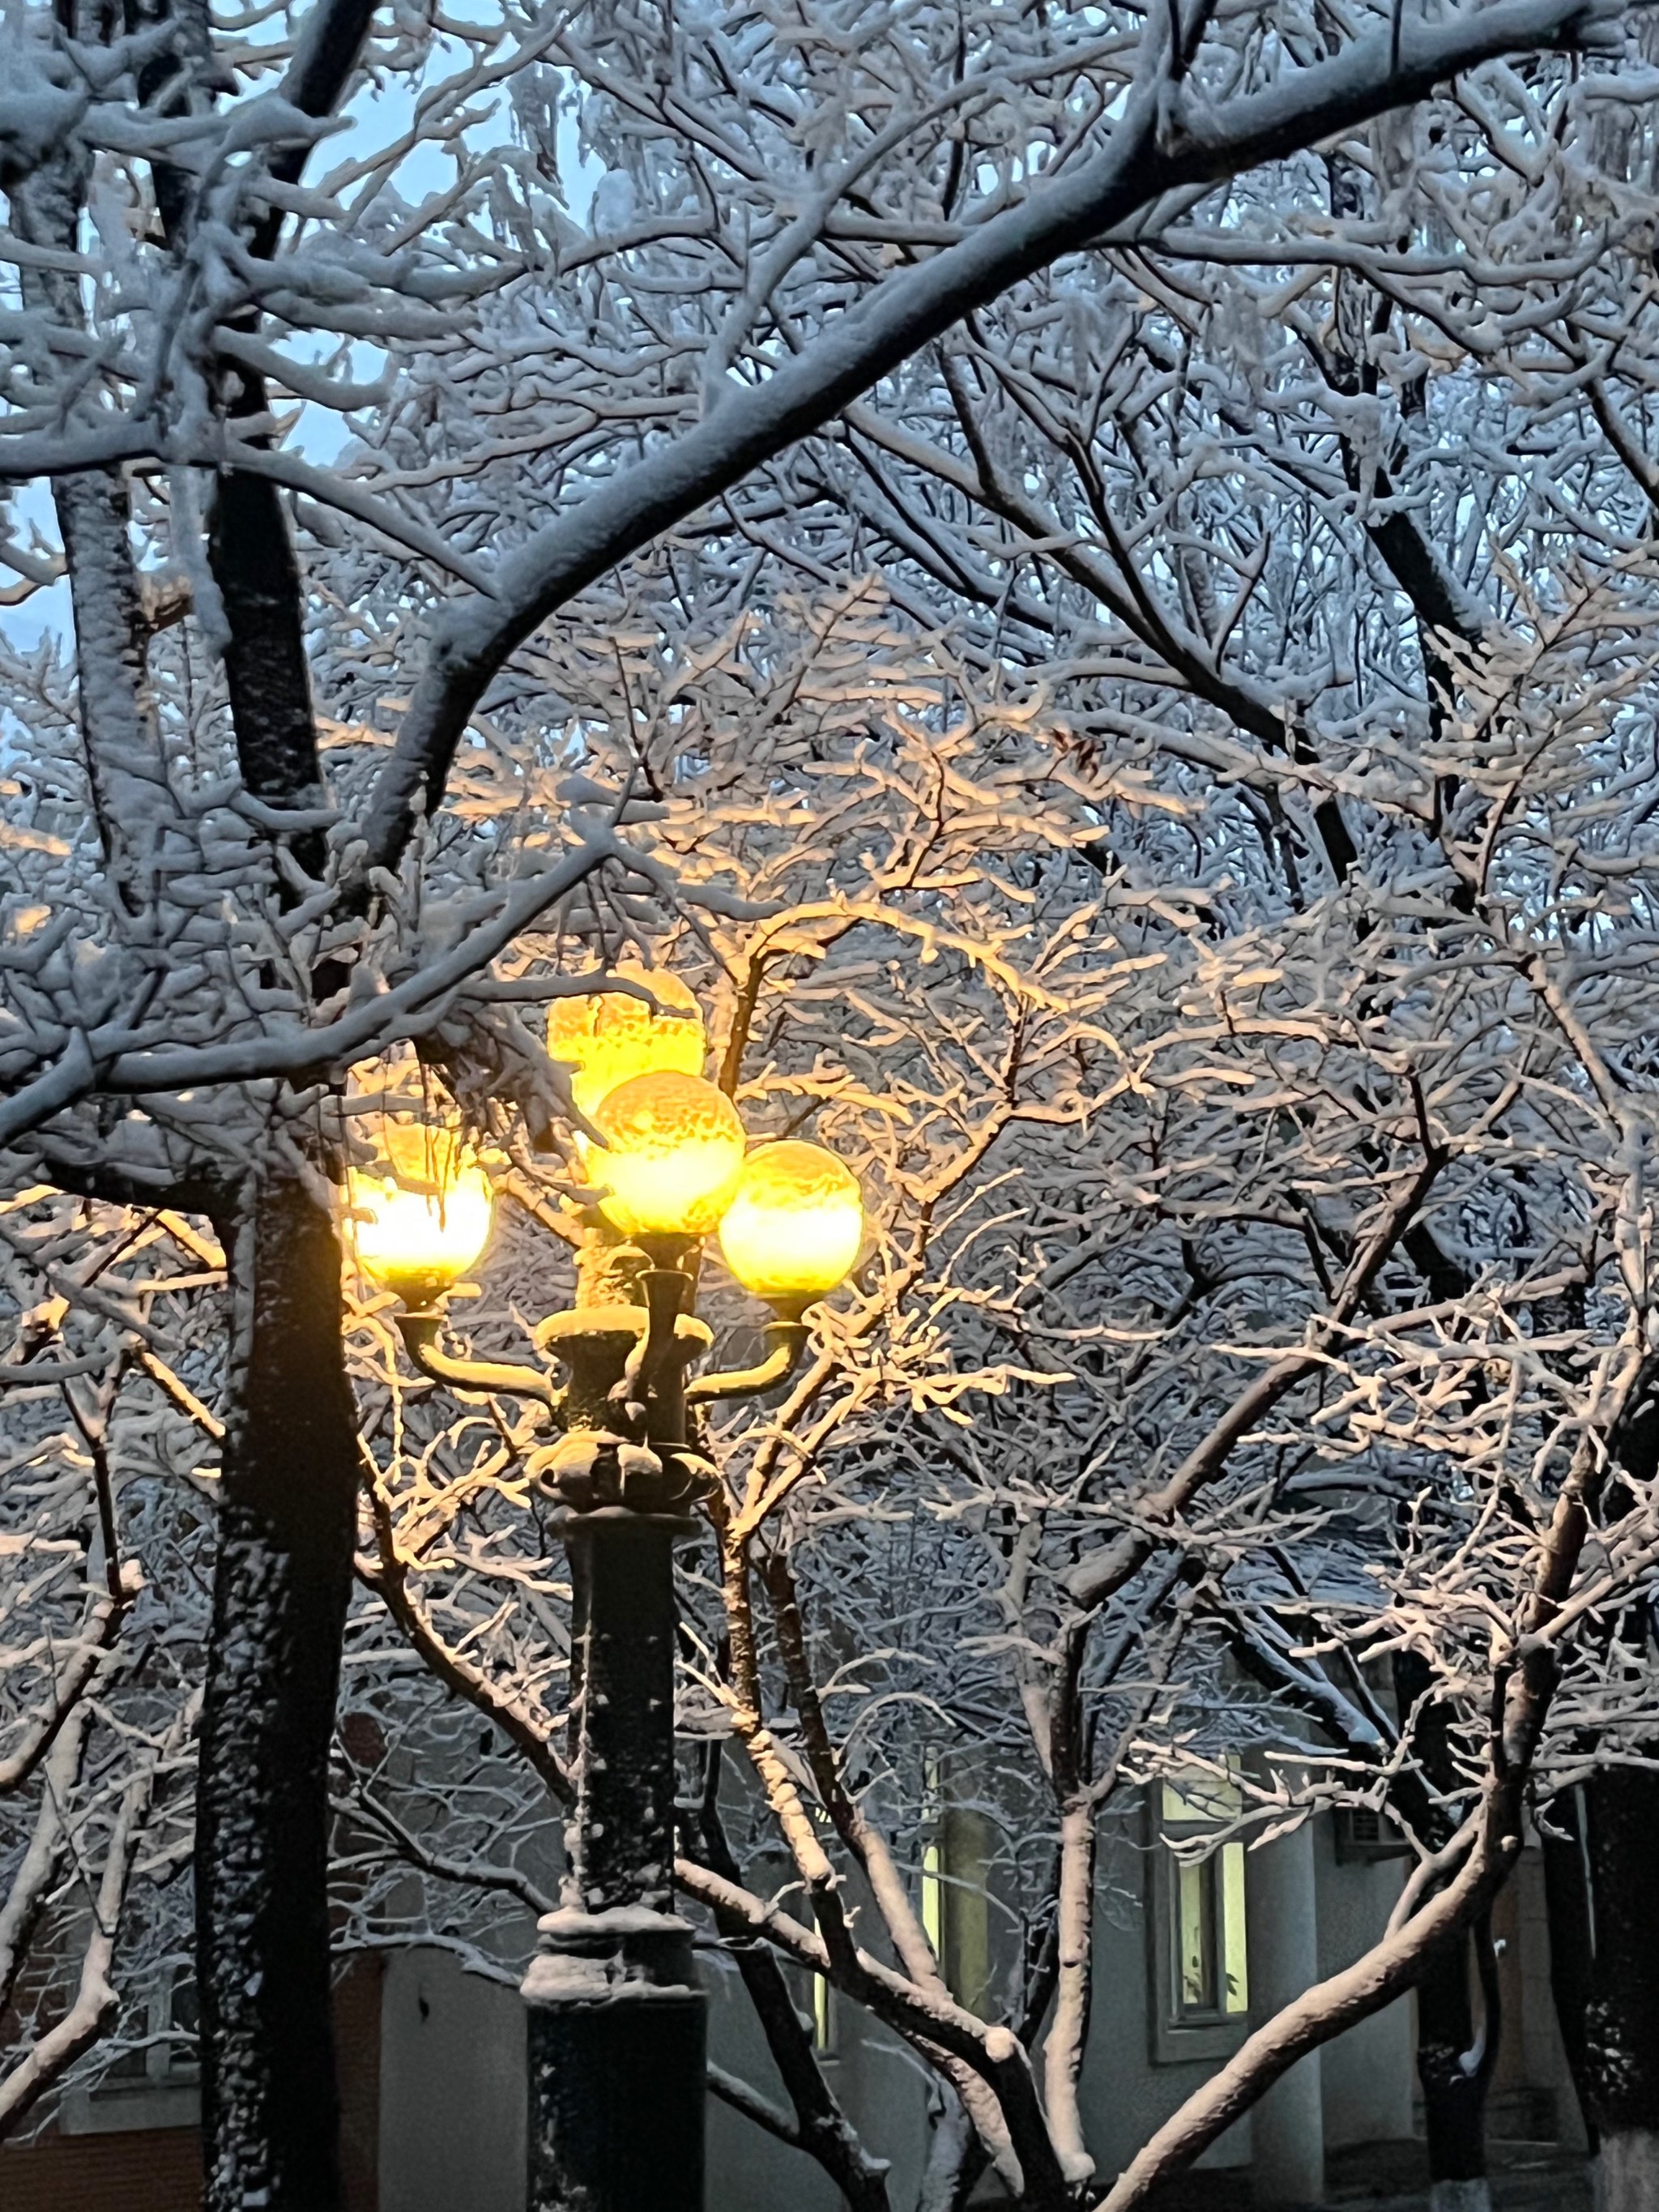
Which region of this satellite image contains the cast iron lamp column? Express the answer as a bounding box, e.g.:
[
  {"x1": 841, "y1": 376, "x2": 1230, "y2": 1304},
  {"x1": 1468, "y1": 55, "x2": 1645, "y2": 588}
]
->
[
  {"x1": 348, "y1": 1097, "x2": 860, "y2": 2212},
  {"x1": 399, "y1": 1261, "x2": 807, "y2": 2212}
]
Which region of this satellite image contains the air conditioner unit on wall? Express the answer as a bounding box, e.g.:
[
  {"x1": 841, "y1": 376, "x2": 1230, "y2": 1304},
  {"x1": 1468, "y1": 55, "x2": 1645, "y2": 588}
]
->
[{"x1": 1333, "y1": 1806, "x2": 1414, "y2": 1863}]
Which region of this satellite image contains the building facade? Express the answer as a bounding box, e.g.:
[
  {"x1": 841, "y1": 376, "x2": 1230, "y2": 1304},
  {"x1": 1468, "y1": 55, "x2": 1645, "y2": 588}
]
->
[{"x1": 0, "y1": 1800, "x2": 1582, "y2": 2211}]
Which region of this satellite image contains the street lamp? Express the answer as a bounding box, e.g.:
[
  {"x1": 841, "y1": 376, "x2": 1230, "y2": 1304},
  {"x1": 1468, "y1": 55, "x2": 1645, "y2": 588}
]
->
[
  {"x1": 345, "y1": 991, "x2": 863, "y2": 2212},
  {"x1": 718, "y1": 1140, "x2": 864, "y2": 1311},
  {"x1": 344, "y1": 1125, "x2": 494, "y2": 1309}
]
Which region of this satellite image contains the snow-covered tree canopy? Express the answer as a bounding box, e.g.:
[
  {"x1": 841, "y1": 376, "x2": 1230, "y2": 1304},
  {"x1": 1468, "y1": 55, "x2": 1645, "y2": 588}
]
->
[
  {"x1": 0, "y1": 0, "x2": 1640, "y2": 1172},
  {"x1": 328, "y1": 568, "x2": 1659, "y2": 2209}
]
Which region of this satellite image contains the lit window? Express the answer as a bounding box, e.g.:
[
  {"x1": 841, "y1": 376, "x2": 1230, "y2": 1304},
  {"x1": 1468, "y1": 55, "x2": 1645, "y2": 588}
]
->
[
  {"x1": 922, "y1": 1752, "x2": 945, "y2": 1957},
  {"x1": 919, "y1": 1751, "x2": 992, "y2": 2013},
  {"x1": 1149, "y1": 1772, "x2": 1250, "y2": 2060}
]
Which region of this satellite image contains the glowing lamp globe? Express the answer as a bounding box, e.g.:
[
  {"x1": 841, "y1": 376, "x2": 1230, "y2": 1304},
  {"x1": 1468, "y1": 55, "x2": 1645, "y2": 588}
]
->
[
  {"x1": 346, "y1": 1127, "x2": 494, "y2": 1305},
  {"x1": 590, "y1": 1071, "x2": 746, "y2": 1239},
  {"x1": 718, "y1": 1142, "x2": 864, "y2": 1305},
  {"x1": 548, "y1": 966, "x2": 706, "y2": 1122}
]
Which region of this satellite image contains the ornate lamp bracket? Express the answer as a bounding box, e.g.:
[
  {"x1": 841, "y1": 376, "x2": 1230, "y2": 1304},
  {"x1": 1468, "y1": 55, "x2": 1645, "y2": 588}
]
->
[
  {"x1": 529, "y1": 1294, "x2": 714, "y2": 1516},
  {"x1": 394, "y1": 1309, "x2": 565, "y2": 1415},
  {"x1": 685, "y1": 1317, "x2": 811, "y2": 1403}
]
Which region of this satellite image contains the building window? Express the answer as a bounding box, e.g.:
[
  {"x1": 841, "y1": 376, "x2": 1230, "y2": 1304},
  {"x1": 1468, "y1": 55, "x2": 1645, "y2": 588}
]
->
[
  {"x1": 62, "y1": 1968, "x2": 201, "y2": 2134},
  {"x1": 1148, "y1": 1774, "x2": 1251, "y2": 2063},
  {"x1": 921, "y1": 1750, "x2": 947, "y2": 1960},
  {"x1": 919, "y1": 1753, "x2": 992, "y2": 2014},
  {"x1": 1333, "y1": 1804, "x2": 1413, "y2": 1864}
]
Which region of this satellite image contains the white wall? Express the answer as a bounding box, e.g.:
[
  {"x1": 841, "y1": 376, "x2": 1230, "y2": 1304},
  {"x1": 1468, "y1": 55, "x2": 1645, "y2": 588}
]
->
[
  {"x1": 702, "y1": 1941, "x2": 933, "y2": 2211},
  {"x1": 373, "y1": 1809, "x2": 1423, "y2": 2212},
  {"x1": 378, "y1": 1950, "x2": 527, "y2": 2212},
  {"x1": 1077, "y1": 1828, "x2": 1254, "y2": 2182},
  {"x1": 1077, "y1": 1812, "x2": 1419, "y2": 2193},
  {"x1": 1248, "y1": 1818, "x2": 1325, "y2": 2204},
  {"x1": 377, "y1": 1941, "x2": 932, "y2": 2212},
  {"x1": 1312, "y1": 1823, "x2": 1415, "y2": 2150}
]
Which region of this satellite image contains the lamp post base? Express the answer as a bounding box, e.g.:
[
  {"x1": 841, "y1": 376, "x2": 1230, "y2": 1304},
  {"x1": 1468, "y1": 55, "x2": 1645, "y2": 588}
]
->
[
  {"x1": 525, "y1": 1911, "x2": 706, "y2": 2212},
  {"x1": 523, "y1": 1506, "x2": 706, "y2": 2212}
]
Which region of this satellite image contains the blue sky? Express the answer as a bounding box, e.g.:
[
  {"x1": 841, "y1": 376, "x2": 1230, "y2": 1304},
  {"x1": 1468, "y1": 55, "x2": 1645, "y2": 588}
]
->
[{"x1": 2, "y1": 24, "x2": 606, "y2": 662}]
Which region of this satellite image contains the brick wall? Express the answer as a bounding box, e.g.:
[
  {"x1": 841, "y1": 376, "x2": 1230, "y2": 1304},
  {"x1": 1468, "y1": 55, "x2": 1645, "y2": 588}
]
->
[
  {"x1": 0, "y1": 2122, "x2": 204, "y2": 2212},
  {"x1": 0, "y1": 1955, "x2": 385, "y2": 2212},
  {"x1": 339, "y1": 1952, "x2": 385, "y2": 2210}
]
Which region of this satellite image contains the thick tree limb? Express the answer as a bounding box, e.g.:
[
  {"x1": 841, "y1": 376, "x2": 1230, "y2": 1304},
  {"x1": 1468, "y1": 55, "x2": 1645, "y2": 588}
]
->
[
  {"x1": 674, "y1": 1846, "x2": 1069, "y2": 2202},
  {"x1": 356, "y1": 0, "x2": 1623, "y2": 873},
  {"x1": 1097, "y1": 1433, "x2": 1593, "y2": 2208},
  {"x1": 1069, "y1": 1138, "x2": 1448, "y2": 1611},
  {"x1": 0, "y1": 831, "x2": 624, "y2": 1152}
]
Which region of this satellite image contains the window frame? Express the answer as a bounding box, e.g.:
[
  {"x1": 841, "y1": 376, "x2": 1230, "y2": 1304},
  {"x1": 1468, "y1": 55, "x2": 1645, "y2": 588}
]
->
[
  {"x1": 919, "y1": 1752, "x2": 993, "y2": 2015},
  {"x1": 60, "y1": 1967, "x2": 201, "y2": 2136},
  {"x1": 1145, "y1": 1779, "x2": 1252, "y2": 2067}
]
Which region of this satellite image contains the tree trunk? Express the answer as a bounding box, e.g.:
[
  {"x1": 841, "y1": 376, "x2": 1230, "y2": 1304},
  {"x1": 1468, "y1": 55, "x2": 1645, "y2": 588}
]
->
[
  {"x1": 1418, "y1": 1933, "x2": 1491, "y2": 2212},
  {"x1": 1542, "y1": 1786, "x2": 1598, "y2": 2155},
  {"x1": 1392, "y1": 1650, "x2": 1496, "y2": 2210},
  {"x1": 195, "y1": 1177, "x2": 359, "y2": 2212},
  {"x1": 1548, "y1": 1769, "x2": 1659, "y2": 2212},
  {"x1": 1581, "y1": 1388, "x2": 1659, "y2": 2212}
]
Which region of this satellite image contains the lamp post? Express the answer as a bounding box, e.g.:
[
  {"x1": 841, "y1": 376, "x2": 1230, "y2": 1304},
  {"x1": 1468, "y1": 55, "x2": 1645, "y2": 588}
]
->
[{"x1": 346, "y1": 980, "x2": 863, "y2": 2212}]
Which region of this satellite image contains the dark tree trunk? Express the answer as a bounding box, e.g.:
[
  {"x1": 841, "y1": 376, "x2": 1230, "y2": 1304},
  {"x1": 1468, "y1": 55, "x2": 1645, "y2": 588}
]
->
[
  {"x1": 1541, "y1": 1786, "x2": 1597, "y2": 2154},
  {"x1": 193, "y1": 216, "x2": 353, "y2": 2212},
  {"x1": 1542, "y1": 1390, "x2": 1659, "y2": 2210},
  {"x1": 1582, "y1": 1770, "x2": 1659, "y2": 2117},
  {"x1": 1416, "y1": 1935, "x2": 1486, "y2": 2194},
  {"x1": 101, "y1": 11, "x2": 379, "y2": 2206},
  {"x1": 195, "y1": 1179, "x2": 359, "y2": 2212},
  {"x1": 1546, "y1": 1769, "x2": 1659, "y2": 2212},
  {"x1": 209, "y1": 465, "x2": 331, "y2": 874},
  {"x1": 1393, "y1": 1650, "x2": 1495, "y2": 2206}
]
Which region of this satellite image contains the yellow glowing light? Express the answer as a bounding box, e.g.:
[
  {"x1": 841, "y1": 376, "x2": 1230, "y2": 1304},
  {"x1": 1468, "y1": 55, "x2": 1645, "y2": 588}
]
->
[
  {"x1": 590, "y1": 1071, "x2": 747, "y2": 1239},
  {"x1": 717, "y1": 1142, "x2": 864, "y2": 1304},
  {"x1": 548, "y1": 966, "x2": 707, "y2": 1122},
  {"x1": 346, "y1": 1126, "x2": 494, "y2": 1305}
]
